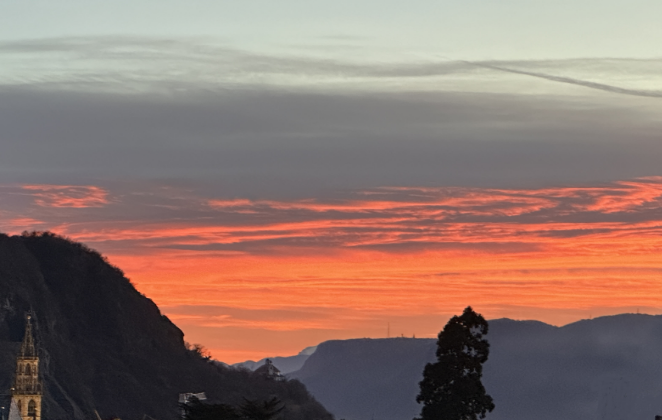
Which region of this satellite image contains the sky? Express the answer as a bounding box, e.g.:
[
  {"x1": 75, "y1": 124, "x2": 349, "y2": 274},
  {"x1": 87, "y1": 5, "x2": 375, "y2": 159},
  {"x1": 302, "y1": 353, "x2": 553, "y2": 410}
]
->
[{"x1": 1, "y1": 1, "x2": 661, "y2": 363}]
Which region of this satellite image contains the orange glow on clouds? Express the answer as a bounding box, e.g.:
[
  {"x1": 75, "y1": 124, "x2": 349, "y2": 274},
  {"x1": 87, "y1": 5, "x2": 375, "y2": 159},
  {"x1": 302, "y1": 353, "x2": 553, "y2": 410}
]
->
[
  {"x1": 21, "y1": 185, "x2": 109, "y2": 208},
  {"x1": 1, "y1": 178, "x2": 662, "y2": 362}
]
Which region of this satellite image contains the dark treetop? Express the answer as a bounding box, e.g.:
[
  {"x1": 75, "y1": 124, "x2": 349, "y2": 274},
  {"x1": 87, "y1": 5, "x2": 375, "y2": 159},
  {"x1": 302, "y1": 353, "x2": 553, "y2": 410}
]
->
[{"x1": 415, "y1": 306, "x2": 495, "y2": 420}]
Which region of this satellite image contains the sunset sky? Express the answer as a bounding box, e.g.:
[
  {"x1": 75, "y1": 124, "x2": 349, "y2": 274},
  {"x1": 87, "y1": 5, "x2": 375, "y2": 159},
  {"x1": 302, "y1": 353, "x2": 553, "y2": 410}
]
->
[{"x1": 1, "y1": 1, "x2": 662, "y2": 363}]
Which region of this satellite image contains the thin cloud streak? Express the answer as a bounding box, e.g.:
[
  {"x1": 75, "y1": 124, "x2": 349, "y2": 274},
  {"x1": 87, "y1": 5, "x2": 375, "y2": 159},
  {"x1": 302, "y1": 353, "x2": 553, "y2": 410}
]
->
[
  {"x1": 470, "y1": 61, "x2": 662, "y2": 98},
  {"x1": 2, "y1": 36, "x2": 662, "y2": 98},
  {"x1": 21, "y1": 185, "x2": 110, "y2": 208}
]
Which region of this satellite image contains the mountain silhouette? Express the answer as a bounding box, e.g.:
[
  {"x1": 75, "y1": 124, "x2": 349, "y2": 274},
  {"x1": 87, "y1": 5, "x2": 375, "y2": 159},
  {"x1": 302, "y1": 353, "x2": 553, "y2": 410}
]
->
[
  {"x1": 290, "y1": 316, "x2": 662, "y2": 420},
  {"x1": 0, "y1": 232, "x2": 332, "y2": 420},
  {"x1": 233, "y1": 346, "x2": 317, "y2": 374}
]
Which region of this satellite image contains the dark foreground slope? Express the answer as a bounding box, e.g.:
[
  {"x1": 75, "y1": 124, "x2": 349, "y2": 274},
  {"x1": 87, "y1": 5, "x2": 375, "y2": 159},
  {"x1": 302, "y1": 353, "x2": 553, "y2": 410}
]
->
[
  {"x1": 291, "y1": 316, "x2": 662, "y2": 420},
  {"x1": 0, "y1": 233, "x2": 332, "y2": 420}
]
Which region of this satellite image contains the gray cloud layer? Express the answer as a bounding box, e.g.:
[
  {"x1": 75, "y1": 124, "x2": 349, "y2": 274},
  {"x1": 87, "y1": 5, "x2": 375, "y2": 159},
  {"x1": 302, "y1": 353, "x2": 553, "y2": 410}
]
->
[
  {"x1": 1, "y1": 37, "x2": 661, "y2": 198},
  {"x1": 1, "y1": 86, "x2": 661, "y2": 197}
]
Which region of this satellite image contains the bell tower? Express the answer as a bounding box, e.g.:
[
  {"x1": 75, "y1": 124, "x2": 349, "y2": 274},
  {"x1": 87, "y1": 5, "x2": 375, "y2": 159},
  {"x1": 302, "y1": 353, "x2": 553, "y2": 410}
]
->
[{"x1": 12, "y1": 314, "x2": 43, "y2": 420}]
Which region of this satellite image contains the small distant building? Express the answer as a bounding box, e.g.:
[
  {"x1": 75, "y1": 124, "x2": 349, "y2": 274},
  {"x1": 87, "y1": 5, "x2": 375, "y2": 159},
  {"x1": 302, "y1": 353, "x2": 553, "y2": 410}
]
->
[
  {"x1": 179, "y1": 392, "x2": 207, "y2": 405},
  {"x1": 254, "y1": 359, "x2": 285, "y2": 381},
  {"x1": 11, "y1": 315, "x2": 43, "y2": 420},
  {"x1": 179, "y1": 392, "x2": 206, "y2": 420}
]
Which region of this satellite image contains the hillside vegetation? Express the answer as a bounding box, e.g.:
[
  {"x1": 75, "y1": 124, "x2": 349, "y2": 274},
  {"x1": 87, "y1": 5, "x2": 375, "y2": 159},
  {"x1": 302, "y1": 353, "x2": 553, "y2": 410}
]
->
[{"x1": 0, "y1": 232, "x2": 332, "y2": 420}]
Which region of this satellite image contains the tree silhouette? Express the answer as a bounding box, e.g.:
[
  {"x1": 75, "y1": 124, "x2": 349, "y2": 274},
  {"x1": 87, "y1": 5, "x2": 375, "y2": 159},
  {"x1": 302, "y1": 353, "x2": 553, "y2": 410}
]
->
[
  {"x1": 415, "y1": 306, "x2": 495, "y2": 420},
  {"x1": 181, "y1": 396, "x2": 284, "y2": 420},
  {"x1": 239, "y1": 397, "x2": 284, "y2": 420},
  {"x1": 180, "y1": 397, "x2": 241, "y2": 420}
]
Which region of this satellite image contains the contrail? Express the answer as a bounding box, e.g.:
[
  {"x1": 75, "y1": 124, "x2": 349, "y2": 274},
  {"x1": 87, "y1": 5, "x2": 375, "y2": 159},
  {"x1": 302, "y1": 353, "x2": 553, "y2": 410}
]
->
[{"x1": 466, "y1": 61, "x2": 662, "y2": 99}]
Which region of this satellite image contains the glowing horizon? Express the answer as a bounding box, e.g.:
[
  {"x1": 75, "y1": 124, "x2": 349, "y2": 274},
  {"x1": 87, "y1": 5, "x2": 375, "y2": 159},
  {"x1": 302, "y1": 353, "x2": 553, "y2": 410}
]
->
[{"x1": 2, "y1": 178, "x2": 662, "y2": 363}]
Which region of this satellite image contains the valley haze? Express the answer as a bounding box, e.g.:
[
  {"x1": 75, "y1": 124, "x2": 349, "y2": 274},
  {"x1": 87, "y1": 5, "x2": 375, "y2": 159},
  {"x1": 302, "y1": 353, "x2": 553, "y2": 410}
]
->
[{"x1": 244, "y1": 315, "x2": 662, "y2": 420}]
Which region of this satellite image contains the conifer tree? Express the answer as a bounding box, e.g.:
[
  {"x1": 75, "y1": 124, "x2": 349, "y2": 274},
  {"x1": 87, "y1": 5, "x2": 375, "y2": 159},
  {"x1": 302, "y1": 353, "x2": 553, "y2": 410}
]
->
[{"x1": 415, "y1": 306, "x2": 495, "y2": 420}]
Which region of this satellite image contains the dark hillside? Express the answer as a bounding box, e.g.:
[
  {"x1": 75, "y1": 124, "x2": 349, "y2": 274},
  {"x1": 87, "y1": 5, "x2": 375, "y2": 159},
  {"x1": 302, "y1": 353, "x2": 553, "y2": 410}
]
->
[{"x1": 0, "y1": 232, "x2": 332, "y2": 420}]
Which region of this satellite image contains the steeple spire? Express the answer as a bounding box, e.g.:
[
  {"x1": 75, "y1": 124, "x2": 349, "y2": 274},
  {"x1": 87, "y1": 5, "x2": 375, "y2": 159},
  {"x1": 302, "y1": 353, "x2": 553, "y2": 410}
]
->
[
  {"x1": 20, "y1": 314, "x2": 36, "y2": 358},
  {"x1": 12, "y1": 313, "x2": 42, "y2": 420}
]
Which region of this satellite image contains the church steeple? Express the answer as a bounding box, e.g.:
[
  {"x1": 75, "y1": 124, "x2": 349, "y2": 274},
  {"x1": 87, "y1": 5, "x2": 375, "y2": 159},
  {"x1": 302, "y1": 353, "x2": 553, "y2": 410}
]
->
[
  {"x1": 11, "y1": 314, "x2": 43, "y2": 420},
  {"x1": 19, "y1": 315, "x2": 36, "y2": 358}
]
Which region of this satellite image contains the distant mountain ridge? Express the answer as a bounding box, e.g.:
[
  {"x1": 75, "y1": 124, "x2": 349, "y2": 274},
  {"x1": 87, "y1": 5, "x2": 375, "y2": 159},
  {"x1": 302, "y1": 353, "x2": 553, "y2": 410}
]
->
[
  {"x1": 287, "y1": 316, "x2": 662, "y2": 420},
  {"x1": 234, "y1": 346, "x2": 317, "y2": 374},
  {"x1": 0, "y1": 232, "x2": 332, "y2": 420}
]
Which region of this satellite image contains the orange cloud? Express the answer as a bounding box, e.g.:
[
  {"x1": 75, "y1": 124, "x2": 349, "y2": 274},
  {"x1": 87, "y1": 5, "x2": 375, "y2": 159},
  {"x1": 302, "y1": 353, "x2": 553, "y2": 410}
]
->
[
  {"x1": 22, "y1": 185, "x2": 109, "y2": 208},
  {"x1": 3, "y1": 178, "x2": 662, "y2": 362},
  {"x1": 7, "y1": 218, "x2": 45, "y2": 227}
]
